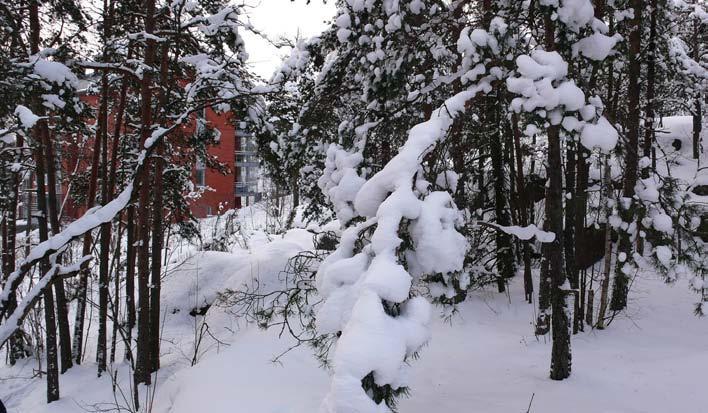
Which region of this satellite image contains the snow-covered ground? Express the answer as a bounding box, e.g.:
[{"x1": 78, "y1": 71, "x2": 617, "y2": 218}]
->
[
  {"x1": 156, "y1": 273, "x2": 708, "y2": 413},
  {"x1": 3, "y1": 228, "x2": 706, "y2": 412}
]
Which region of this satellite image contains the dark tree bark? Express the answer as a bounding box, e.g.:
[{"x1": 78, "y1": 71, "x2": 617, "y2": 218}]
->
[
  {"x1": 643, "y1": 0, "x2": 658, "y2": 164},
  {"x1": 149, "y1": 41, "x2": 172, "y2": 373},
  {"x1": 2, "y1": 129, "x2": 24, "y2": 365},
  {"x1": 107, "y1": 75, "x2": 130, "y2": 366},
  {"x1": 111, "y1": 64, "x2": 134, "y2": 363},
  {"x1": 95, "y1": 80, "x2": 110, "y2": 374},
  {"x1": 34, "y1": 107, "x2": 74, "y2": 374},
  {"x1": 29, "y1": 1, "x2": 60, "y2": 399},
  {"x1": 543, "y1": 9, "x2": 571, "y2": 381},
  {"x1": 134, "y1": 0, "x2": 157, "y2": 388},
  {"x1": 73, "y1": 76, "x2": 105, "y2": 366},
  {"x1": 32, "y1": 108, "x2": 61, "y2": 404},
  {"x1": 511, "y1": 113, "x2": 533, "y2": 303},
  {"x1": 125, "y1": 206, "x2": 136, "y2": 361},
  {"x1": 96, "y1": 70, "x2": 110, "y2": 375},
  {"x1": 611, "y1": 0, "x2": 643, "y2": 312},
  {"x1": 692, "y1": 16, "x2": 702, "y2": 160},
  {"x1": 96, "y1": 0, "x2": 117, "y2": 376},
  {"x1": 488, "y1": 101, "x2": 514, "y2": 293},
  {"x1": 42, "y1": 128, "x2": 73, "y2": 373},
  {"x1": 597, "y1": 156, "x2": 614, "y2": 329},
  {"x1": 564, "y1": 143, "x2": 577, "y2": 290},
  {"x1": 34, "y1": 142, "x2": 61, "y2": 402}
]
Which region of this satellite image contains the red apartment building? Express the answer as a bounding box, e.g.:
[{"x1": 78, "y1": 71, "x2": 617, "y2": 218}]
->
[
  {"x1": 190, "y1": 108, "x2": 261, "y2": 217},
  {"x1": 19, "y1": 89, "x2": 260, "y2": 223}
]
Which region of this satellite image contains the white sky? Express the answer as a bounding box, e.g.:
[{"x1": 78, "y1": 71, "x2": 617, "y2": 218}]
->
[{"x1": 241, "y1": 0, "x2": 337, "y2": 79}]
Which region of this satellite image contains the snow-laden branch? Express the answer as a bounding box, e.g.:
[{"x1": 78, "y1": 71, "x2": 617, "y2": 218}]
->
[
  {"x1": 1, "y1": 113, "x2": 185, "y2": 319},
  {"x1": 0, "y1": 256, "x2": 92, "y2": 347},
  {"x1": 75, "y1": 61, "x2": 144, "y2": 80},
  {"x1": 0, "y1": 184, "x2": 134, "y2": 319},
  {"x1": 317, "y1": 79, "x2": 495, "y2": 413},
  {"x1": 475, "y1": 221, "x2": 556, "y2": 243}
]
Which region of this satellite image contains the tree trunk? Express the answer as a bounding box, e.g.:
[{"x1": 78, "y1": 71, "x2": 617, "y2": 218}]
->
[
  {"x1": 134, "y1": 0, "x2": 157, "y2": 388},
  {"x1": 597, "y1": 156, "x2": 614, "y2": 329},
  {"x1": 544, "y1": 9, "x2": 571, "y2": 381},
  {"x1": 611, "y1": 0, "x2": 643, "y2": 312},
  {"x1": 2, "y1": 130, "x2": 23, "y2": 364},
  {"x1": 30, "y1": 0, "x2": 60, "y2": 399},
  {"x1": 490, "y1": 99, "x2": 514, "y2": 293},
  {"x1": 149, "y1": 42, "x2": 171, "y2": 374},
  {"x1": 536, "y1": 201, "x2": 552, "y2": 336},
  {"x1": 692, "y1": 17, "x2": 702, "y2": 160},
  {"x1": 38, "y1": 121, "x2": 73, "y2": 373},
  {"x1": 125, "y1": 206, "x2": 136, "y2": 361},
  {"x1": 96, "y1": 0, "x2": 116, "y2": 376},
  {"x1": 511, "y1": 114, "x2": 533, "y2": 303},
  {"x1": 110, "y1": 219, "x2": 122, "y2": 365},
  {"x1": 643, "y1": 0, "x2": 657, "y2": 163},
  {"x1": 564, "y1": 144, "x2": 577, "y2": 289},
  {"x1": 73, "y1": 78, "x2": 105, "y2": 365},
  {"x1": 96, "y1": 71, "x2": 110, "y2": 375}
]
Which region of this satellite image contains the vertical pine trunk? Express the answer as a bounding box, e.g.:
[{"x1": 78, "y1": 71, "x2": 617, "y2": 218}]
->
[
  {"x1": 536, "y1": 203, "x2": 551, "y2": 336},
  {"x1": 564, "y1": 144, "x2": 577, "y2": 289},
  {"x1": 134, "y1": 0, "x2": 157, "y2": 388},
  {"x1": 643, "y1": 0, "x2": 657, "y2": 163},
  {"x1": 35, "y1": 129, "x2": 61, "y2": 403},
  {"x1": 597, "y1": 156, "x2": 614, "y2": 329},
  {"x1": 611, "y1": 0, "x2": 643, "y2": 312},
  {"x1": 511, "y1": 114, "x2": 533, "y2": 303},
  {"x1": 37, "y1": 122, "x2": 73, "y2": 373},
  {"x1": 2, "y1": 133, "x2": 23, "y2": 364},
  {"x1": 448, "y1": 1, "x2": 473, "y2": 211},
  {"x1": 575, "y1": 0, "x2": 603, "y2": 316},
  {"x1": 149, "y1": 42, "x2": 171, "y2": 374},
  {"x1": 43, "y1": 281, "x2": 60, "y2": 402},
  {"x1": 692, "y1": 17, "x2": 702, "y2": 159},
  {"x1": 108, "y1": 73, "x2": 130, "y2": 366},
  {"x1": 30, "y1": 1, "x2": 60, "y2": 399},
  {"x1": 125, "y1": 206, "x2": 136, "y2": 361},
  {"x1": 544, "y1": 9, "x2": 571, "y2": 381},
  {"x1": 96, "y1": 72, "x2": 110, "y2": 375},
  {"x1": 489, "y1": 102, "x2": 513, "y2": 292},
  {"x1": 33, "y1": 118, "x2": 61, "y2": 403},
  {"x1": 96, "y1": 0, "x2": 116, "y2": 376},
  {"x1": 73, "y1": 87, "x2": 105, "y2": 365},
  {"x1": 109, "y1": 66, "x2": 133, "y2": 363},
  {"x1": 564, "y1": 142, "x2": 579, "y2": 334}
]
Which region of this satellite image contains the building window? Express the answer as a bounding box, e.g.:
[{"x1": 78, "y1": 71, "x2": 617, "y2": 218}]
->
[
  {"x1": 195, "y1": 159, "x2": 206, "y2": 187},
  {"x1": 195, "y1": 107, "x2": 208, "y2": 139}
]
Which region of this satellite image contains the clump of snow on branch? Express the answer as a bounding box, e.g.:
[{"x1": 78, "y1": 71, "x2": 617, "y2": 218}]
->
[
  {"x1": 507, "y1": 49, "x2": 618, "y2": 154},
  {"x1": 317, "y1": 71, "x2": 495, "y2": 411},
  {"x1": 318, "y1": 144, "x2": 367, "y2": 224},
  {"x1": 14, "y1": 105, "x2": 40, "y2": 129},
  {"x1": 572, "y1": 33, "x2": 622, "y2": 61},
  {"x1": 540, "y1": 0, "x2": 594, "y2": 31}
]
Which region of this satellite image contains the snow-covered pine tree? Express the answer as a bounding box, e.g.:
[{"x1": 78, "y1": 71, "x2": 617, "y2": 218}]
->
[{"x1": 312, "y1": 1, "x2": 516, "y2": 409}]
